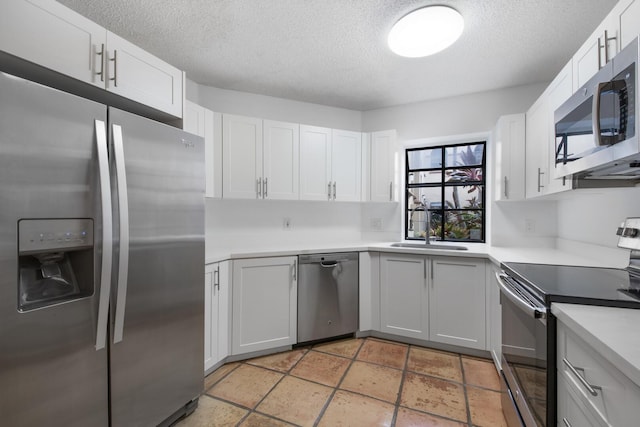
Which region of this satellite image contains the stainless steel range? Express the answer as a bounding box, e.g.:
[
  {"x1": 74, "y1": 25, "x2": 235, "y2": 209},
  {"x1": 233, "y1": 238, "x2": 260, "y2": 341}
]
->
[{"x1": 496, "y1": 217, "x2": 640, "y2": 427}]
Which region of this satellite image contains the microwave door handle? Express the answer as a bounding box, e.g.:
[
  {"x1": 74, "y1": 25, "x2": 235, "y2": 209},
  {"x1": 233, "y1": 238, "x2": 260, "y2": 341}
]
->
[
  {"x1": 94, "y1": 119, "x2": 113, "y2": 351},
  {"x1": 495, "y1": 272, "x2": 546, "y2": 319},
  {"x1": 592, "y1": 82, "x2": 607, "y2": 146},
  {"x1": 112, "y1": 124, "x2": 129, "y2": 344}
]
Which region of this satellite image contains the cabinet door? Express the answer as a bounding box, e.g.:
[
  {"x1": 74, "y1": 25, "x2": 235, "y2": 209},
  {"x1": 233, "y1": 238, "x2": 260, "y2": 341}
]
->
[
  {"x1": 105, "y1": 31, "x2": 183, "y2": 118},
  {"x1": 0, "y1": 0, "x2": 106, "y2": 87},
  {"x1": 300, "y1": 125, "x2": 332, "y2": 201},
  {"x1": 370, "y1": 130, "x2": 397, "y2": 202},
  {"x1": 557, "y1": 375, "x2": 604, "y2": 427},
  {"x1": 430, "y1": 257, "x2": 486, "y2": 350},
  {"x1": 223, "y1": 114, "x2": 263, "y2": 199},
  {"x1": 493, "y1": 114, "x2": 525, "y2": 201},
  {"x1": 263, "y1": 120, "x2": 299, "y2": 200},
  {"x1": 379, "y1": 254, "x2": 428, "y2": 340},
  {"x1": 489, "y1": 264, "x2": 502, "y2": 369},
  {"x1": 216, "y1": 261, "x2": 230, "y2": 364},
  {"x1": 331, "y1": 130, "x2": 362, "y2": 202},
  {"x1": 232, "y1": 257, "x2": 297, "y2": 355},
  {"x1": 204, "y1": 267, "x2": 214, "y2": 372},
  {"x1": 184, "y1": 101, "x2": 206, "y2": 137},
  {"x1": 525, "y1": 96, "x2": 548, "y2": 198},
  {"x1": 184, "y1": 103, "x2": 221, "y2": 199},
  {"x1": 619, "y1": 0, "x2": 640, "y2": 51}
]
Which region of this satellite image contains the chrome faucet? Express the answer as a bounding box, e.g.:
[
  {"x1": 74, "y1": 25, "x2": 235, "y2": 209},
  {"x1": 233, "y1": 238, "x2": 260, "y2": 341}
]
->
[{"x1": 421, "y1": 196, "x2": 430, "y2": 245}]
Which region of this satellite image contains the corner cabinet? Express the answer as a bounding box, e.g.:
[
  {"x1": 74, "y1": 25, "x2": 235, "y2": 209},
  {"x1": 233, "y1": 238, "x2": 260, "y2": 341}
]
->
[
  {"x1": 231, "y1": 256, "x2": 297, "y2": 355},
  {"x1": 493, "y1": 114, "x2": 525, "y2": 201},
  {"x1": 184, "y1": 101, "x2": 222, "y2": 198},
  {"x1": 429, "y1": 257, "x2": 486, "y2": 350},
  {"x1": 367, "y1": 130, "x2": 397, "y2": 202},
  {"x1": 205, "y1": 261, "x2": 230, "y2": 372},
  {"x1": 1, "y1": 0, "x2": 183, "y2": 118},
  {"x1": 379, "y1": 253, "x2": 429, "y2": 340}
]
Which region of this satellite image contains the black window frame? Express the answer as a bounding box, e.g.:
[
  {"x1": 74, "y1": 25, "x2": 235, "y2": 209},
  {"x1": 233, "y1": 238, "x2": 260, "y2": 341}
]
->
[{"x1": 404, "y1": 141, "x2": 486, "y2": 243}]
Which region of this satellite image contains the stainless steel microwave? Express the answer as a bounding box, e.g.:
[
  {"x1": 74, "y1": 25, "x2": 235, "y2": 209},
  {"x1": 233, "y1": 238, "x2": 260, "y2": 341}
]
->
[{"x1": 554, "y1": 37, "x2": 638, "y2": 179}]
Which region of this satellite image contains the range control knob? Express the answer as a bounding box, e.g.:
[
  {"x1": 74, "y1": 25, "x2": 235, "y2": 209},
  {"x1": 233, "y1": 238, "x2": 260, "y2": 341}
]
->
[
  {"x1": 616, "y1": 227, "x2": 625, "y2": 236},
  {"x1": 623, "y1": 227, "x2": 639, "y2": 238}
]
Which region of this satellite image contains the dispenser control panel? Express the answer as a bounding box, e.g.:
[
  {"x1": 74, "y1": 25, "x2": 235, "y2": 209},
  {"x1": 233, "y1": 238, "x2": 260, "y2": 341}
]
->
[{"x1": 18, "y1": 219, "x2": 94, "y2": 254}]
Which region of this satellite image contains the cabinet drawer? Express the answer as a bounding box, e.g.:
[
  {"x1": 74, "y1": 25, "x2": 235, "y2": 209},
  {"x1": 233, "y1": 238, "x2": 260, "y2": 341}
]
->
[
  {"x1": 558, "y1": 323, "x2": 640, "y2": 426},
  {"x1": 557, "y1": 374, "x2": 606, "y2": 427}
]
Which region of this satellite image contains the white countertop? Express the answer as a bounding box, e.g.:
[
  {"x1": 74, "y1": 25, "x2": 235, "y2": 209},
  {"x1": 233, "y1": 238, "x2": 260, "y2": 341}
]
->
[
  {"x1": 206, "y1": 241, "x2": 618, "y2": 268},
  {"x1": 552, "y1": 303, "x2": 640, "y2": 388}
]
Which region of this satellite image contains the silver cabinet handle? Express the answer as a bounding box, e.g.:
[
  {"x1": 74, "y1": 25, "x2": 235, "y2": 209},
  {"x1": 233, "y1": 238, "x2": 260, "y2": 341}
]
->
[
  {"x1": 598, "y1": 36, "x2": 603, "y2": 69},
  {"x1": 214, "y1": 266, "x2": 220, "y2": 294},
  {"x1": 503, "y1": 176, "x2": 508, "y2": 198},
  {"x1": 94, "y1": 119, "x2": 113, "y2": 351},
  {"x1": 96, "y1": 43, "x2": 105, "y2": 82},
  {"x1": 257, "y1": 177, "x2": 262, "y2": 198},
  {"x1": 332, "y1": 181, "x2": 336, "y2": 200},
  {"x1": 430, "y1": 259, "x2": 434, "y2": 281},
  {"x1": 562, "y1": 418, "x2": 572, "y2": 427},
  {"x1": 604, "y1": 30, "x2": 616, "y2": 64},
  {"x1": 112, "y1": 124, "x2": 130, "y2": 344},
  {"x1": 537, "y1": 168, "x2": 544, "y2": 192},
  {"x1": 328, "y1": 182, "x2": 332, "y2": 200},
  {"x1": 292, "y1": 259, "x2": 297, "y2": 282},
  {"x1": 562, "y1": 358, "x2": 600, "y2": 396},
  {"x1": 389, "y1": 181, "x2": 393, "y2": 201},
  {"x1": 423, "y1": 259, "x2": 427, "y2": 279},
  {"x1": 264, "y1": 177, "x2": 268, "y2": 198},
  {"x1": 109, "y1": 50, "x2": 118, "y2": 87}
]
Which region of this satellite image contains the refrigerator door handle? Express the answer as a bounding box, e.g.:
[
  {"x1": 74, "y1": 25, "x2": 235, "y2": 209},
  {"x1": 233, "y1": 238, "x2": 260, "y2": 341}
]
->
[
  {"x1": 112, "y1": 124, "x2": 130, "y2": 344},
  {"x1": 95, "y1": 119, "x2": 113, "y2": 350}
]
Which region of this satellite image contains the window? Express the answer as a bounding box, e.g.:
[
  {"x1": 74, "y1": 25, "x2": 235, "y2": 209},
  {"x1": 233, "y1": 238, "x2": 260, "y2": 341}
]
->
[{"x1": 405, "y1": 141, "x2": 485, "y2": 242}]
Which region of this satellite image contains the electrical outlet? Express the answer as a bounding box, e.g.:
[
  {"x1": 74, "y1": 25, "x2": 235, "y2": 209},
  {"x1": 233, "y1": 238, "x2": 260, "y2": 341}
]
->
[
  {"x1": 525, "y1": 218, "x2": 536, "y2": 233},
  {"x1": 283, "y1": 217, "x2": 292, "y2": 230},
  {"x1": 371, "y1": 218, "x2": 383, "y2": 231}
]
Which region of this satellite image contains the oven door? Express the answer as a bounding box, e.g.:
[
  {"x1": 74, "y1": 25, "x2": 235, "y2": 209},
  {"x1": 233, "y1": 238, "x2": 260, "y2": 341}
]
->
[{"x1": 496, "y1": 272, "x2": 549, "y2": 427}]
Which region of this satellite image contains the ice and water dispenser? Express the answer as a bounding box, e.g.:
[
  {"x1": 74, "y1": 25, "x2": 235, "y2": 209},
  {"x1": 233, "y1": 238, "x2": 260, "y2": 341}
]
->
[{"x1": 17, "y1": 219, "x2": 94, "y2": 311}]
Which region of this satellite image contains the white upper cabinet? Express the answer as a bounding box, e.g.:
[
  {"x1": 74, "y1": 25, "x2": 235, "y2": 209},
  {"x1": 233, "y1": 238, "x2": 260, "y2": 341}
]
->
[
  {"x1": 184, "y1": 101, "x2": 222, "y2": 198},
  {"x1": 525, "y1": 60, "x2": 574, "y2": 198},
  {"x1": 300, "y1": 125, "x2": 362, "y2": 202},
  {"x1": 300, "y1": 125, "x2": 332, "y2": 201},
  {"x1": 331, "y1": 129, "x2": 362, "y2": 202},
  {"x1": 1, "y1": 0, "x2": 106, "y2": 87},
  {"x1": 573, "y1": 0, "x2": 637, "y2": 89},
  {"x1": 493, "y1": 114, "x2": 525, "y2": 201},
  {"x1": 263, "y1": 120, "x2": 300, "y2": 200},
  {"x1": 105, "y1": 32, "x2": 183, "y2": 117},
  {"x1": 223, "y1": 115, "x2": 299, "y2": 200},
  {"x1": 1, "y1": 0, "x2": 183, "y2": 118},
  {"x1": 223, "y1": 114, "x2": 264, "y2": 199},
  {"x1": 368, "y1": 130, "x2": 397, "y2": 202}
]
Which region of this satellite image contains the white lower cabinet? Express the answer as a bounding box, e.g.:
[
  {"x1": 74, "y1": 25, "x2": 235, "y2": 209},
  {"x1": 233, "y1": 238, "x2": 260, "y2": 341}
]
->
[
  {"x1": 379, "y1": 252, "x2": 487, "y2": 349},
  {"x1": 204, "y1": 261, "x2": 230, "y2": 372},
  {"x1": 488, "y1": 263, "x2": 502, "y2": 370},
  {"x1": 557, "y1": 319, "x2": 640, "y2": 426},
  {"x1": 429, "y1": 257, "x2": 486, "y2": 350},
  {"x1": 231, "y1": 256, "x2": 297, "y2": 355},
  {"x1": 379, "y1": 254, "x2": 429, "y2": 340}
]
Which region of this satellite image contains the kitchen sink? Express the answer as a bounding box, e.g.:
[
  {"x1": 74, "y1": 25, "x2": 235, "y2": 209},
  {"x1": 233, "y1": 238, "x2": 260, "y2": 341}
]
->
[{"x1": 390, "y1": 242, "x2": 468, "y2": 251}]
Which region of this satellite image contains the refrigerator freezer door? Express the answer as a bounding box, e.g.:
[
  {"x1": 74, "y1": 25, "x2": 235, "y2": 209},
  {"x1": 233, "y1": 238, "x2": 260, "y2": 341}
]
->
[
  {"x1": 0, "y1": 73, "x2": 109, "y2": 426},
  {"x1": 108, "y1": 107, "x2": 205, "y2": 426}
]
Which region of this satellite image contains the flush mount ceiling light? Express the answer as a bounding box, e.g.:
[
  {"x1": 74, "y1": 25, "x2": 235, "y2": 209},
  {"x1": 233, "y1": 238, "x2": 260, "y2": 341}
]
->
[{"x1": 388, "y1": 5, "x2": 464, "y2": 58}]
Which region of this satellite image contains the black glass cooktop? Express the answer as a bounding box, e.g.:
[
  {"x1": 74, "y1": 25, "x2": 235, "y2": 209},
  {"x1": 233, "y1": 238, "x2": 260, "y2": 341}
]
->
[{"x1": 502, "y1": 262, "x2": 640, "y2": 309}]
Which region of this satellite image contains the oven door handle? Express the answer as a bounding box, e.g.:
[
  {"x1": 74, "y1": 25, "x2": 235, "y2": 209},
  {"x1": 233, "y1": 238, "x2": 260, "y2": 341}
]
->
[{"x1": 496, "y1": 272, "x2": 547, "y2": 319}]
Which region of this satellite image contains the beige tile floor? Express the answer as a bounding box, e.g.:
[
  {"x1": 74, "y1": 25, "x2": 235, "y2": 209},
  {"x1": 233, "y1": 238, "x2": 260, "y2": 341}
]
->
[{"x1": 176, "y1": 337, "x2": 507, "y2": 427}]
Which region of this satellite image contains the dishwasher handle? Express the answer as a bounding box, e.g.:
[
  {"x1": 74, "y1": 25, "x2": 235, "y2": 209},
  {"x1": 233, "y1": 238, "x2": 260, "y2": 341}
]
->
[{"x1": 320, "y1": 261, "x2": 339, "y2": 268}]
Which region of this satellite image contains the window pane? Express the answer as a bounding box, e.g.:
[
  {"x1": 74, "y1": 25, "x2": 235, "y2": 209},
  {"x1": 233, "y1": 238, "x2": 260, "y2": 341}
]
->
[
  {"x1": 407, "y1": 147, "x2": 442, "y2": 170},
  {"x1": 406, "y1": 210, "x2": 442, "y2": 240},
  {"x1": 444, "y1": 211, "x2": 483, "y2": 241},
  {"x1": 406, "y1": 187, "x2": 442, "y2": 211},
  {"x1": 444, "y1": 185, "x2": 483, "y2": 209},
  {"x1": 444, "y1": 144, "x2": 484, "y2": 167},
  {"x1": 445, "y1": 167, "x2": 483, "y2": 184},
  {"x1": 408, "y1": 170, "x2": 442, "y2": 184}
]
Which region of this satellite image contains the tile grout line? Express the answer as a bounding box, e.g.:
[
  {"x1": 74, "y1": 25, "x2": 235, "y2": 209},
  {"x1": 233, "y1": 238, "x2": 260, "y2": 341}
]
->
[
  {"x1": 459, "y1": 355, "x2": 474, "y2": 427},
  {"x1": 311, "y1": 338, "x2": 365, "y2": 427},
  {"x1": 390, "y1": 342, "x2": 413, "y2": 426}
]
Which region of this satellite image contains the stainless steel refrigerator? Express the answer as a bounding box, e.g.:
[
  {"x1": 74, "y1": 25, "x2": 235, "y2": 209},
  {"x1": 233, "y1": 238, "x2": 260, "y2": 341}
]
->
[{"x1": 0, "y1": 72, "x2": 205, "y2": 426}]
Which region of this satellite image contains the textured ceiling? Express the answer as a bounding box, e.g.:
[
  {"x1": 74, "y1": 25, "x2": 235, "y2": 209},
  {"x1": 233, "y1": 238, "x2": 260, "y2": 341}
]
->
[{"x1": 58, "y1": 0, "x2": 618, "y2": 111}]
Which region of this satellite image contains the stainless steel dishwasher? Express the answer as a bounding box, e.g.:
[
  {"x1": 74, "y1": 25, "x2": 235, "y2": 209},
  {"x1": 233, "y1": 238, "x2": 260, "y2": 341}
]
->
[{"x1": 297, "y1": 252, "x2": 359, "y2": 343}]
